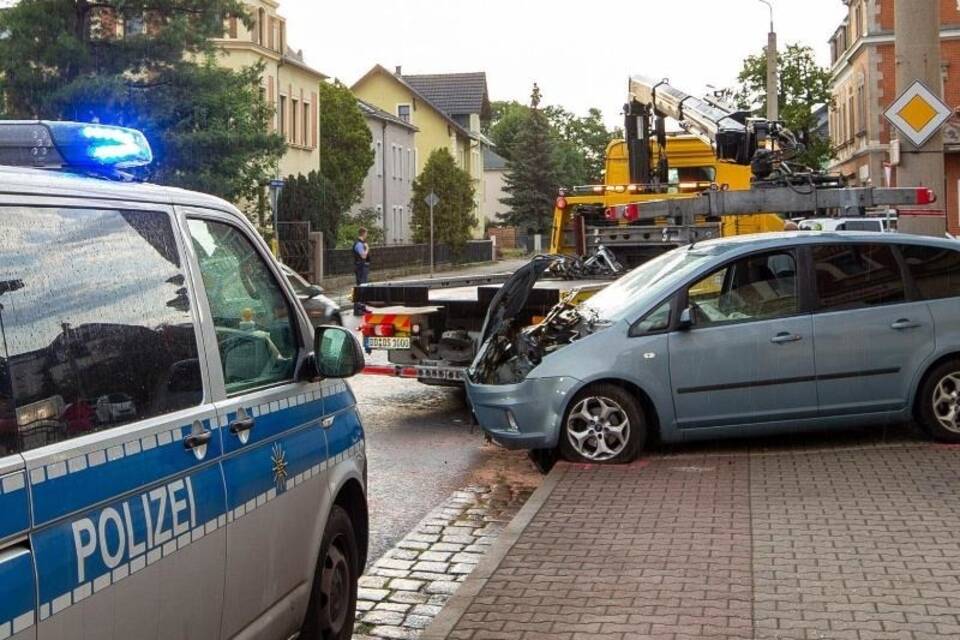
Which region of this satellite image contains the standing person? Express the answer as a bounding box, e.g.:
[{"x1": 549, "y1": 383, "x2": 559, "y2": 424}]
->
[{"x1": 353, "y1": 227, "x2": 370, "y2": 316}]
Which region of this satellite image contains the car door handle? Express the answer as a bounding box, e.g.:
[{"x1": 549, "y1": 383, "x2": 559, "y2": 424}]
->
[
  {"x1": 229, "y1": 416, "x2": 255, "y2": 435},
  {"x1": 183, "y1": 431, "x2": 212, "y2": 450},
  {"x1": 771, "y1": 332, "x2": 803, "y2": 344},
  {"x1": 321, "y1": 416, "x2": 335, "y2": 429},
  {"x1": 891, "y1": 319, "x2": 921, "y2": 330}
]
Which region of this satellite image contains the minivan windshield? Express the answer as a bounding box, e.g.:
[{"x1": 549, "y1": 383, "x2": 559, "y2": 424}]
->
[{"x1": 582, "y1": 243, "x2": 731, "y2": 321}]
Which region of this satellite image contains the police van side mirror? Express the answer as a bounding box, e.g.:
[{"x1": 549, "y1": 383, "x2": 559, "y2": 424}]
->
[{"x1": 313, "y1": 326, "x2": 365, "y2": 379}]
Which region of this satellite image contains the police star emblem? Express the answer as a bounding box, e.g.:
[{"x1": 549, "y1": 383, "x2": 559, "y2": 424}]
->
[{"x1": 271, "y1": 443, "x2": 289, "y2": 493}]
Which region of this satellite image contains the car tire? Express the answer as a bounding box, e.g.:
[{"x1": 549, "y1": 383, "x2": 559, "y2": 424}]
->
[
  {"x1": 559, "y1": 384, "x2": 645, "y2": 464},
  {"x1": 300, "y1": 506, "x2": 359, "y2": 640},
  {"x1": 918, "y1": 359, "x2": 960, "y2": 443}
]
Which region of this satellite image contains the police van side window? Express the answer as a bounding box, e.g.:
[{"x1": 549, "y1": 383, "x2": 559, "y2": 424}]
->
[
  {"x1": 187, "y1": 219, "x2": 297, "y2": 395},
  {"x1": 0, "y1": 207, "x2": 203, "y2": 454}
]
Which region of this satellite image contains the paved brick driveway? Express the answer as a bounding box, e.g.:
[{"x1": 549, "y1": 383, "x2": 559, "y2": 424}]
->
[{"x1": 426, "y1": 433, "x2": 960, "y2": 639}]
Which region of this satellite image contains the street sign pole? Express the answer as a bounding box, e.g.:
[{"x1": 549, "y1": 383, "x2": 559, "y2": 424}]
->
[{"x1": 425, "y1": 192, "x2": 440, "y2": 277}]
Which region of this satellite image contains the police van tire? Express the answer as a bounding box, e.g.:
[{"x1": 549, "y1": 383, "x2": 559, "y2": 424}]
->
[
  {"x1": 559, "y1": 384, "x2": 644, "y2": 464},
  {"x1": 301, "y1": 506, "x2": 359, "y2": 640}
]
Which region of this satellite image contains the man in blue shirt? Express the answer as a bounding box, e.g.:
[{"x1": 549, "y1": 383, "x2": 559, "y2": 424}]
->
[{"x1": 353, "y1": 227, "x2": 370, "y2": 315}]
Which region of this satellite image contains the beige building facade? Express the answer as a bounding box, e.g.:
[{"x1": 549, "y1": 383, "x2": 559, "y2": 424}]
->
[
  {"x1": 352, "y1": 66, "x2": 493, "y2": 238},
  {"x1": 215, "y1": 0, "x2": 326, "y2": 179}
]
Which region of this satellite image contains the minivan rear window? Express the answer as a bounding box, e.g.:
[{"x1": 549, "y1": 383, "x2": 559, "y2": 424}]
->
[
  {"x1": 899, "y1": 244, "x2": 960, "y2": 301},
  {"x1": 812, "y1": 243, "x2": 906, "y2": 311},
  {"x1": 0, "y1": 207, "x2": 203, "y2": 454}
]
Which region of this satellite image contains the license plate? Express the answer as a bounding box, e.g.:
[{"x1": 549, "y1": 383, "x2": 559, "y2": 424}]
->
[{"x1": 365, "y1": 337, "x2": 411, "y2": 350}]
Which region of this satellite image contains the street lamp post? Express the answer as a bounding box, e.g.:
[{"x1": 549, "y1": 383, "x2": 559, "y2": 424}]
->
[{"x1": 758, "y1": 0, "x2": 779, "y2": 121}]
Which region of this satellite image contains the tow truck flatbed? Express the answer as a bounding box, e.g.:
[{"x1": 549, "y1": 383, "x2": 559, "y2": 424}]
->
[{"x1": 354, "y1": 272, "x2": 612, "y2": 385}]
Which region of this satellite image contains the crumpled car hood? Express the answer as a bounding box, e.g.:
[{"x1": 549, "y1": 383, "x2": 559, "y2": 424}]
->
[{"x1": 469, "y1": 256, "x2": 599, "y2": 385}]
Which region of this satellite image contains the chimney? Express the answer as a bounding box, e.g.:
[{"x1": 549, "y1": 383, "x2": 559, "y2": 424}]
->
[{"x1": 395, "y1": 65, "x2": 402, "y2": 76}]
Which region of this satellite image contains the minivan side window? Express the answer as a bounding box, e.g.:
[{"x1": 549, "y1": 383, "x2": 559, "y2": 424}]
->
[
  {"x1": 0, "y1": 207, "x2": 203, "y2": 454},
  {"x1": 813, "y1": 243, "x2": 905, "y2": 311},
  {"x1": 899, "y1": 244, "x2": 960, "y2": 301},
  {"x1": 187, "y1": 219, "x2": 297, "y2": 395},
  {"x1": 687, "y1": 251, "x2": 799, "y2": 326}
]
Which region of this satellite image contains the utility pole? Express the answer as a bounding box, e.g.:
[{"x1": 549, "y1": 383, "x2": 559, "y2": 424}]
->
[
  {"x1": 894, "y1": 0, "x2": 946, "y2": 236},
  {"x1": 758, "y1": 0, "x2": 778, "y2": 121}
]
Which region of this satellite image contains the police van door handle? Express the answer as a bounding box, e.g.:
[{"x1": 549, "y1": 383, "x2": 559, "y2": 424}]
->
[
  {"x1": 229, "y1": 416, "x2": 255, "y2": 435},
  {"x1": 184, "y1": 431, "x2": 212, "y2": 450}
]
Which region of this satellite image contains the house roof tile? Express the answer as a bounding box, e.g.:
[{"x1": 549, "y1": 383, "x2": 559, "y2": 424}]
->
[{"x1": 402, "y1": 72, "x2": 489, "y2": 117}]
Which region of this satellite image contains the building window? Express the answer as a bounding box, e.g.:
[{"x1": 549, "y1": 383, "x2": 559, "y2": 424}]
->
[
  {"x1": 303, "y1": 103, "x2": 310, "y2": 146},
  {"x1": 856, "y1": 84, "x2": 866, "y2": 135},
  {"x1": 376, "y1": 141, "x2": 383, "y2": 177},
  {"x1": 279, "y1": 95, "x2": 287, "y2": 139},
  {"x1": 407, "y1": 149, "x2": 412, "y2": 181},
  {"x1": 227, "y1": 15, "x2": 238, "y2": 39},
  {"x1": 398, "y1": 205, "x2": 405, "y2": 243},
  {"x1": 291, "y1": 98, "x2": 298, "y2": 144},
  {"x1": 393, "y1": 145, "x2": 399, "y2": 180},
  {"x1": 257, "y1": 9, "x2": 265, "y2": 45},
  {"x1": 397, "y1": 104, "x2": 411, "y2": 124}
]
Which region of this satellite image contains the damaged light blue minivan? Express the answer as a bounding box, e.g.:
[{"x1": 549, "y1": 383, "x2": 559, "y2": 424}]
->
[{"x1": 466, "y1": 232, "x2": 960, "y2": 463}]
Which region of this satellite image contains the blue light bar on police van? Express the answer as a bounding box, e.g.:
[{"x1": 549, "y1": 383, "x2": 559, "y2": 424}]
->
[{"x1": 0, "y1": 121, "x2": 153, "y2": 172}]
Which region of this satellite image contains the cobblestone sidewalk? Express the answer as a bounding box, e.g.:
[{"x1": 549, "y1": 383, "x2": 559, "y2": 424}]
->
[
  {"x1": 425, "y1": 439, "x2": 960, "y2": 640},
  {"x1": 354, "y1": 483, "x2": 535, "y2": 639}
]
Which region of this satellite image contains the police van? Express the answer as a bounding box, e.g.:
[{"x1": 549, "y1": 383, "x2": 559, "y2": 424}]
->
[{"x1": 0, "y1": 122, "x2": 367, "y2": 640}]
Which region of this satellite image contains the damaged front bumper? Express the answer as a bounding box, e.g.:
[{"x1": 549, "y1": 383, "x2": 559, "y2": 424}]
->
[{"x1": 466, "y1": 375, "x2": 581, "y2": 450}]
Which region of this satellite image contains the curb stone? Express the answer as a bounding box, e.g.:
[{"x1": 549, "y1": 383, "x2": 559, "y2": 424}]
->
[
  {"x1": 419, "y1": 464, "x2": 569, "y2": 640},
  {"x1": 353, "y1": 481, "x2": 537, "y2": 639}
]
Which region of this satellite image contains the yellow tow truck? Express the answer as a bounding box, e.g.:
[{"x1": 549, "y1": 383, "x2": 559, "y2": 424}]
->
[{"x1": 550, "y1": 115, "x2": 784, "y2": 268}]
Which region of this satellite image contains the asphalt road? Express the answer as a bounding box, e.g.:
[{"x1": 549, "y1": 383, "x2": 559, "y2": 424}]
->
[
  {"x1": 337, "y1": 259, "x2": 542, "y2": 565},
  {"x1": 346, "y1": 327, "x2": 507, "y2": 565}
]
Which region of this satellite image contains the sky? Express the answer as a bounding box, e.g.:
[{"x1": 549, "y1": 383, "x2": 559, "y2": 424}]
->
[{"x1": 284, "y1": 0, "x2": 848, "y2": 128}]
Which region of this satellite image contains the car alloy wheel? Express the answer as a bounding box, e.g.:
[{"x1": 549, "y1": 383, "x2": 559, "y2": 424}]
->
[
  {"x1": 932, "y1": 371, "x2": 960, "y2": 434},
  {"x1": 566, "y1": 395, "x2": 631, "y2": 461}
]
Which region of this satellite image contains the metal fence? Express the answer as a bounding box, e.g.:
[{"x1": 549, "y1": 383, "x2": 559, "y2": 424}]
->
[
  {"x1": 277, "y1": 221, "x2": 312, "y2": 275},
  {"x1": 323, "y1": 240, "x2": 494, "y2": 276}
]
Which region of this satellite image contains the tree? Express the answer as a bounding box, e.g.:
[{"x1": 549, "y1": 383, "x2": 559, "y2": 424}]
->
[
  {"x1": 487, "y1": 100, "x2": 620, "y2": 186},
  {"x1": 736, "y1": 43, "x2": 833, "y2": 169},
  {"x1": 410, "y1": 149, "x2": 476, "y2": 251},
  {"x1": 318, "y1": 80, "x2": 374, "y2": 245},
  {"x1": 337, "y1": 207, "x2": 384, "y2": 248},
  {"x1": 500, "y1": 84, "x2": 557, "y2": 234},
  {"x1": 0, "y1": 0, "x2": 284, "y2": 204},
  {"x1": 545, "y1": 106, "x2": 621, "y2": 184},
  {"x1": 484, "y1": 100, "x2": 531, "y2": 161}
]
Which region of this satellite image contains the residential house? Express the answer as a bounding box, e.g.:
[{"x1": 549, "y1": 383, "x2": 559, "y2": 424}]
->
[
  {"x1": 214, "y1": 0, "x2": 326, "y2": 180},
  {"x1": 827, "y1": 0, "x2": 960, "y2": 233},
  {"x1": 354, "y1": 99, "x2": 418, "y2": 244},
  {"x1": 351, "y1": 65, "x2": 493, "y2": 237},
  {"x1": 483, "y1": 148, "x2": 509, "y2": 227}
]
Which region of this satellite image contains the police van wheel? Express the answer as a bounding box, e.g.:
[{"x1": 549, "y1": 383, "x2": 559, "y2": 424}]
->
[{"x1": 301, "y1": 506, "x2": 359, "y2": 640}]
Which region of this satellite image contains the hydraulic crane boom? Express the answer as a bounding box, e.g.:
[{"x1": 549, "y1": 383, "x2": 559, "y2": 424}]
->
[
  {"x1": 628, "y1": 74, "x2": 800, "y2": 181},
  {"x1": 623, "y1": 74, "x2": 936, "y2": 227}
]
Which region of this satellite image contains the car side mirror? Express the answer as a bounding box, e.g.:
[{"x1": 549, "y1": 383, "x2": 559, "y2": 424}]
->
[
  {"x1": 309, "y1": 284, "x2": 325, "y2": 296},
  {"x1": 313, "y1": 325, "x2": 365, "y2": 379},
  {"x1": 678, "y1": 306, "x2": 695, "y2": 331}
]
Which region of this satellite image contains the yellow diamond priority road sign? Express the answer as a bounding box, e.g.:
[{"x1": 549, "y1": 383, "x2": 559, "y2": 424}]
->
[{"x1": 884, "y1": 81, "x2": 953, "y2": 147}]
